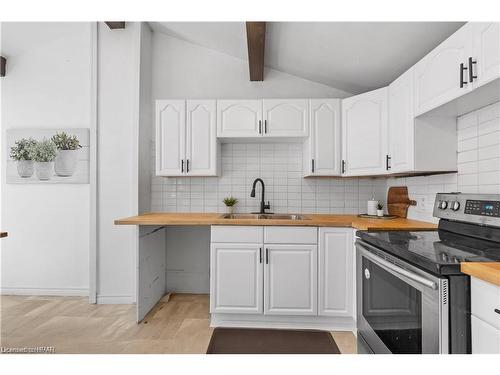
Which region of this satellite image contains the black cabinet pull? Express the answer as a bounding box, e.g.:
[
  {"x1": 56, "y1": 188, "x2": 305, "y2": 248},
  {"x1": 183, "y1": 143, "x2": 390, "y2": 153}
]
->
[
  {"x1": 259, "y1": 120, "x2": 262, "y2": 134},
  {"x1": 181, "y1": 159, "x2": 184, "y2": 173},
  {"x1": 386, "y1": 155, "x2": 391, "y2": 171},
  {"x1": 341, "y1": 160, "x2": 346, "y2": 174},
  {"x1": 259, "y1": 248, "x2": 262, "y2": 263},
  {"x1": 265, "y1": 248, "x2": 269, "y2": 264},
  {"x1": 311, "y1": 159, "x2": 315, "y2": 173},
  {"x1": 264, "y1": 120, "x2": 268, "y2": 134},
  {"x1": 186, "y1": 159, "x2": 190, "y2": 173},
  {"x1": 468, "y1": 57, "x2": 477, "y2": 83},
  {"x1": 495, "y1": 308, "x2": 500, "y2": 315},
  {"x1": 460, "y1": 63, "x2": 468, "y2": 88}
]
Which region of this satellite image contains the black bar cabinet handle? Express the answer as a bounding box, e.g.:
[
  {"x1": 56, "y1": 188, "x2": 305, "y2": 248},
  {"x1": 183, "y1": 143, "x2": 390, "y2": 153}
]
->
[
  {"x1": 386, "y1": 155, "x2": 391, "y2": 171},
  {"x1": 181, "y1": 159, "x2": 184, "y2": 173},
  {"x1": 341, "y1": 160, "x2": 346, "y2": 174},
  {"x1": 259, "y1": 120, "x2": 262, "y2": 134},
  {"x1": 265, "y1": 248, "x2": 269, "y2": 264},
  {"x1": 259, "y1": 248, "x2": 262, "y2": 264},
  {"x1": 468, "y1": 57, "x2": 477, "y2": 83},
  {"x1": 495, "y1": 308, "x2": 500, "y2": 315},
  {"x1": 264, "y1": 120, "x2": 267, "y2": 134},
  {"x1": 460, "y1": 63, "x2": 468, "y2": 88},
  {"x1": 311, "y1": 159, "x2": 315, "y2": 173},
  {"x1": 186, "y1": 159, "x2": 190, "y2": 173}
]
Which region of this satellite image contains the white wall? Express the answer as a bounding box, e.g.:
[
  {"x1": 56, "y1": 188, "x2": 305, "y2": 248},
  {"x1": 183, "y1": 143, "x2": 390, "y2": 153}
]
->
[
  {"x1": 1, "y1": 23, "x2": 93, "y2": 295},
  {"x1": 138, "y1": 23, "x2": 153, "y2": 214},
  {"x1": 96, "y1": 22, "x2": 141, "y2": 303},
  {"x1": 152, "y1": 32, "x2": 352, "y2": 100},
  {"x1": 387, "y1": 101, "x2": 500, "y2": 223}
]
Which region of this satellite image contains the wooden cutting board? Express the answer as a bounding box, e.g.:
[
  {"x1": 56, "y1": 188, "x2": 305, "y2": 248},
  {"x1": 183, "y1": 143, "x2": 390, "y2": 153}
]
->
[{"x1": 387, "y1": 186, "x2": 417, "y2": 218}]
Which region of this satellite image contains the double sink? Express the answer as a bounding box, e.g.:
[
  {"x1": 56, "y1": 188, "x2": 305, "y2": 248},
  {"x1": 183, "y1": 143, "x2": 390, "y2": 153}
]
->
[{"x1": 220, "y1": 213, "x2": 309, "y2": 221}]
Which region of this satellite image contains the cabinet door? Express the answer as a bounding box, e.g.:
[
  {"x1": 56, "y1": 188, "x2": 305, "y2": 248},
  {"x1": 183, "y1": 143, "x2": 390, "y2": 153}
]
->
[
  {"x1": 264, "y1": 244, "x2": 317, "y2": 316},
  {"x1": 471, "y1": 22, "x2": 500, "y2": 89},
  {"x1": 186, "y1": 100, "x2": 218, "y2": 176},
  {"x1": 388, "y1": 68, "x2": 415, "y2": 173},
  {"x1": 217, "y1": 100, "x2": 262, "y2": 137},
  {"x1": 414, "y1": 25, "x2": 473, "y2": 115},
  {"x1": 472, "y1": 315, "x2": 500, "y2": 354},
  {"x1": 263, "y1": 99, "x2": 309, "y2": 137},
  {"x1": 156, "y1": 100, "x2": 186, "y2": 176},
  {"x1": 305, "y1": 99, "x2": 341, "y2": 176},
  {"x1": 210, "y1": 243, "x2": 263, "y2": 314},
  {"x1": 342, "y1": 87, "x2": 388, "y2": 176},
  {"x1": 318, "y1": 228, "x2": 353, "y2": 317}
]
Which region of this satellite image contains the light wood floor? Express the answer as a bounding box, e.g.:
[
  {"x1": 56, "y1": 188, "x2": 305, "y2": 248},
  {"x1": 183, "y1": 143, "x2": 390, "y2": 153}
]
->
[{"x1": 0, "y1": 294, "x2": 357, "y2": 354}]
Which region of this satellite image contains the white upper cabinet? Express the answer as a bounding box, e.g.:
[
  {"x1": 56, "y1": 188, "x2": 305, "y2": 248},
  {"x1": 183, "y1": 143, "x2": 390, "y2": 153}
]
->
[
  {"x1": 186, "y1": 100, "x2": 218, "y2": 176},
  {"x1": 262, "y1": 99, "x2": 309, "y2": 137},
  {"x1": 414, "y1": 25, "x2": 474, "y2": 115},
  {"x1": 470, "y1": 22, "x2": 500, "y2": 89},
  {"x1": 156, "y1": 99, "x2": 218, "y2": 176},
  {"x1": 388, "y1": 68, "x2": 415, "y2": 173},
  {"x1": 318, "y1": 228, "x2": 353, "y2": 317},
  {"x1": 342, "y1": 87, "x2": 388, "y2": 176},
  {"x1": 304, "y1": 99, "x2": 341, "y2": 176},
  {"x1": 264, "y1": 244, "x2": 317, "y2": 316},
  {"x1": 217, "y1": 100, "x2": 262, "y2": 138},
  {"x1": 156, "y1": 100, "x2": 186, "y2": 176}
]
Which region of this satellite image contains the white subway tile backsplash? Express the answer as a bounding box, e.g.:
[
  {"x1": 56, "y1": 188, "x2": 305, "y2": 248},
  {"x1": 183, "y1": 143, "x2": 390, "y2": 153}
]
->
[{"x1": 151, "y1": 142, "x2": 387, "y2": 214}]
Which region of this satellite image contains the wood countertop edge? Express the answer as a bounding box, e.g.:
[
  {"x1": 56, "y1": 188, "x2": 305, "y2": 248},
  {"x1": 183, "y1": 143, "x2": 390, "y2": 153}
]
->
[
  {"x1": 461, "y1": 262, "x2": 500, "y2": 286},
  {"x1": 114, "y1": 213, "x2": 437, "y2": 231}
]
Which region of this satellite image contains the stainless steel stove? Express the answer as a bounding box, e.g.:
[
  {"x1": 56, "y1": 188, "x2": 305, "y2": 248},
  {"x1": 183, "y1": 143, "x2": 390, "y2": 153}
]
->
[{"x1": 355, "y1": 193, "x2": 500, "y2": 354}]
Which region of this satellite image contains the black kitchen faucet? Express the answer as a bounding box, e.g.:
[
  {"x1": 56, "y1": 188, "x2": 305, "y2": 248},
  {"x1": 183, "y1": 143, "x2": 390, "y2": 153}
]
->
[{"x1": 250, "y1": 178, "x2": 271, "y2": 214}]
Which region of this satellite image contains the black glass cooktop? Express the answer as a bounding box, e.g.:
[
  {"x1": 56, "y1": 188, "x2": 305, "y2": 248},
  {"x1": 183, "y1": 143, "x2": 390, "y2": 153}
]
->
[{"x1": 357, "y1": 229, "x2": 500, "y2": 275}]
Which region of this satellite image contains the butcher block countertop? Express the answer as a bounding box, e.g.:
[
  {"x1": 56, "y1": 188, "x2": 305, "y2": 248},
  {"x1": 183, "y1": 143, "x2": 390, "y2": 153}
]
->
[
  {"x1": 461, "y1": 262, "x2": 500, "y2": 286},
  {"x1": 114, "y1": 213, "x2": 437, "y2": 231}
]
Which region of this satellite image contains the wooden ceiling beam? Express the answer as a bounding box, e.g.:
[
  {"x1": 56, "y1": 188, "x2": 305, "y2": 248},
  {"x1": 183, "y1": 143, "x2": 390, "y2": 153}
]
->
[
  {"x1": 245, "y1": 22, "x2": 266, "y2": 81},
  {"x1": 105, "y1": 22, "x2": 126, "y2": 30}
]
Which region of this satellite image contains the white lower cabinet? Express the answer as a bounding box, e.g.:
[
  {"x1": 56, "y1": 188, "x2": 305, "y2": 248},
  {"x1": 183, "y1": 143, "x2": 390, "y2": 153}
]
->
[
  {"x1": 472, "y1": 315, "x2": 500, "y2": 354},
  {"x1": 470, "y1": 276, "x2": 500, "y2": 354},
  {"x1": 210, "y1": 225, "x2": 354, "y2": 327},
  {"x1": 318, "y1": 228, "x2": 353, "y2": 317},
  {"x1": 210, "y1": 243, "x2": 263, "y2": 314},
  {"x1": 264, "y1": 244, "x2": 317, "y2": 316}
]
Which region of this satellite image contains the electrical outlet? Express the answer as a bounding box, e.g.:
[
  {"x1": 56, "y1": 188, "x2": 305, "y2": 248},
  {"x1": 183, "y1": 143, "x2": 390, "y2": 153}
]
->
[{"x1": 417, "y1": 196, "x2": 426, "y2": 211}]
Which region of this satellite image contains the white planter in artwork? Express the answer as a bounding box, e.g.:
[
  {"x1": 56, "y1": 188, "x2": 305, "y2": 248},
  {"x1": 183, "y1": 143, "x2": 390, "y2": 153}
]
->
[
  {"x1": 17, "y1": 160, "x2": 34, "y2": 178},
  {"x1": 377, "y1": 209, "x2": 384, "y2": 217},
  {"x1": 35, "y1": 161, "x2": 54, "y2": 180},
  {"x1": 54, "y1": 149, "x2": 78, "y2": 177}
]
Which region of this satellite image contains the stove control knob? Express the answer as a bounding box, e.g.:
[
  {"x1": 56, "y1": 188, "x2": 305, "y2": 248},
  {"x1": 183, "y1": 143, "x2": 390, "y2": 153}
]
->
[
  {"x1": 438, "y1": 201, "x2": 448, "y2": 210},
  {"x1": 451, "y1": 201, "x2": 460, "y2": 211}
]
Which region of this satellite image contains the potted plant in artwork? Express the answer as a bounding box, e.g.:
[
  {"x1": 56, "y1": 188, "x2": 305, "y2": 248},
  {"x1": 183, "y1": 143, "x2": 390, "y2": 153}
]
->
[
  {"x1": 51, "y1": 132, "x2": 82, "y2": 177},
  {"x1": 377, "y1": 203, "x2": 384, "y2": 217},
  {"x1": 223, "y1": 197, "x2": 238, "y2": 214},
  {"x1": 10, "y1": 137, "x2": 37, "y2": 178},
  {"x1": 30, "y1": 139, "x2": 57, "y2": 180}
]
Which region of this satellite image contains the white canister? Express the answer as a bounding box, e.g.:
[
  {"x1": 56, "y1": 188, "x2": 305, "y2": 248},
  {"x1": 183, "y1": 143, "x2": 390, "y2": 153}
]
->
[{"x1": 367, "y1": 200, "x2": 378, "y2": 216}]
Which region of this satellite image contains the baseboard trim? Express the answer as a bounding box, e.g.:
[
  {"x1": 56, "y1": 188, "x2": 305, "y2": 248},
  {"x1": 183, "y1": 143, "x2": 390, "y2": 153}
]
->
[
  {"x1": 0, "y1": 287, "x2": 88, "y2": 296},
  {"x1": 211, "y1": 313, "x2": 355, "y2": 331},
  {"x1": 96, "y1": 295, "x2": 135, "y2": 304}
]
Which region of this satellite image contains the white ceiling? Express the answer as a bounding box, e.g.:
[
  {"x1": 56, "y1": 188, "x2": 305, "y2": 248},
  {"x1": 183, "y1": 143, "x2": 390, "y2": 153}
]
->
[{"x1": 149, "y1": 21, "x2": 465, "y2": 94}]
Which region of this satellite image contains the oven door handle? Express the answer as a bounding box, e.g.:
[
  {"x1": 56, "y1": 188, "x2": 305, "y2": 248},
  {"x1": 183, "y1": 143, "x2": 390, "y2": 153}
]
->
[{"x1": 357, "y1": 242, "x2": 438, "y2": 290}]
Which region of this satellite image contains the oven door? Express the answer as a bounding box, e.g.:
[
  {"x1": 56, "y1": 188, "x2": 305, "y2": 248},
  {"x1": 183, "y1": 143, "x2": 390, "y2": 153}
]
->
[{"x1": 356, "y1": 240, "x2": 449, "y2": 354}]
